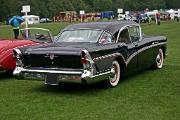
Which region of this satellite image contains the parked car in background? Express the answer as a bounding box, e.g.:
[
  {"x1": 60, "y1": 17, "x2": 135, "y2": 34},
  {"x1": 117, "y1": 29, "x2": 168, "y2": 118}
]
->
[
  {"x1": 0, "y1": 28, "x2": 53, "y2": 73},
  {"x1": 140, "y1": 14, "x2": 149, "y2": 23},
  {"x1": 40, "y1": 18, "x2": 52, "y2": 23},
  {"x1": 13, "y1": 21, "x2": 167, "y2": 88},
  {"x1": 117, "y1": 14, "x2": 125, "y2": 20},
  {"x1": 174, "y1": 13, "x2": 180, "y2": 21},
  {"x1": 132, "y1": 13, "x2": 149, "y2": 23},
  {"x1": 22, "y1": 15, "x2": 40, "y2": 24}
]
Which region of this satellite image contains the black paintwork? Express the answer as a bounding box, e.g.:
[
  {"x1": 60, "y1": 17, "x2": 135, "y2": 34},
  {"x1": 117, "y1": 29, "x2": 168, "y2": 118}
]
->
[
  {"x1": 63, "y1": 21, "x2": 138, "y2": 35},
  {"x1": 17, "y1": 21, "x2": 167, "y2": 77}
]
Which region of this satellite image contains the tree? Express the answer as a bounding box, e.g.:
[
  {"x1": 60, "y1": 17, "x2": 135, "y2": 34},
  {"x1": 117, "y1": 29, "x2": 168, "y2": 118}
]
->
[
  {"x1": 165, "y1": 0, "x2": 180, "y2": 9},
  {"x1": 72, "y1": 0, "x2": 86, "y2": 12},
  {"x1": 0, "y1": 0, "x2": 180, "y2": 22},
  {"x1": 93, "y1": 0, "x2": 113, "y2": 11}
]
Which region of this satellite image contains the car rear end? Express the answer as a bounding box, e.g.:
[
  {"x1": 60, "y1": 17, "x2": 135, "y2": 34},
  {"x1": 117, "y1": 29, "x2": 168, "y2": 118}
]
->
[{"x1": 13, "y1": 46, "x2": 109, "y2": 85}]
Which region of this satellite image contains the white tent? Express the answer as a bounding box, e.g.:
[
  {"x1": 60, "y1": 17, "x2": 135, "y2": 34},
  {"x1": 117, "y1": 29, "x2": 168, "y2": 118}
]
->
[
  {"x1": 22, "y1": 15, "x2": 40, "y2": 24},
  {"x1": 166, "y1": 9, "x2": 175, "y2": 14},
  {"x1": 166, "y1": 9, "x2": 178, "y2": 19},
  {"x1": 146, "y1": 11, "x2": 156, "y2": 16}
]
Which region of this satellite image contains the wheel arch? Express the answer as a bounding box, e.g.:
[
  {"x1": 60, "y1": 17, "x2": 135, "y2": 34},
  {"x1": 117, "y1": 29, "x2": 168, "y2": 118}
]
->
[
  {"x1": 160, "y1": 46, "x2": 166, "y2": 58},
  {"x1": 114, "y1": 56, "x2": 126, "y2": 77}
]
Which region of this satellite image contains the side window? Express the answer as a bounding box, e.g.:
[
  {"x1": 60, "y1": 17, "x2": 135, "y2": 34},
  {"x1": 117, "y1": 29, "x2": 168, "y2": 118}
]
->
[
  {"x1": 99, "y1": 32, "x2": 114, "y2": 44},
  {"x1": 128, "y1": 26, "x2": 140, "y2": 42},
  {"x1": 118, "y1": 28, "x2": 131, "y2": 44}
]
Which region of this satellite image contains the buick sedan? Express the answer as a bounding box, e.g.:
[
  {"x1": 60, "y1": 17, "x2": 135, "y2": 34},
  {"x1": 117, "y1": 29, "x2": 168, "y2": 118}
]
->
[{"x1": 13, "y1": 21, "x2": 167, "y2": 87}]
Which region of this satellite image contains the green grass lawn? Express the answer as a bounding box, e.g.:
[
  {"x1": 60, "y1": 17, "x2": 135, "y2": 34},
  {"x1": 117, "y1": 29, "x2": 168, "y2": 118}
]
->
[{"x1": 0, "y1": 21, "x2": 180, "y2": 120}]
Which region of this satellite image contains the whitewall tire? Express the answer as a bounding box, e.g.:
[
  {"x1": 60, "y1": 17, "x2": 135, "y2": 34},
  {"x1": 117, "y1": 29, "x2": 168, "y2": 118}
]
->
[
  {"x1": 155, "y1": 49, "x2": 164, "y2": 69},
  {"x1": 106, "y1": 60, "x2": 121, "y2": 87}
]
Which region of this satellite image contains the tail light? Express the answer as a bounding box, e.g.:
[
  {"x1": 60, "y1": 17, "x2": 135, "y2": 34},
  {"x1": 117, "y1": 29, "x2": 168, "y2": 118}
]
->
[
  {"x1": 81, "y1": 52, "x2": 88, "y2": 64},
  {"x1": 81, "y1": 51, "x2": 91, "y2": 69}
]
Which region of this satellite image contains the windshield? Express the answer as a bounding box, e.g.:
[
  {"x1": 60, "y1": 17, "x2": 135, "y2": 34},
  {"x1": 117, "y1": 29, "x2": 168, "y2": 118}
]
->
[
  {"x1": 56, "y1": 29, "x2": 102, "y2": 43},
  {"x1": 21, "y1": 28, "x2": 52, "y2": 42}
]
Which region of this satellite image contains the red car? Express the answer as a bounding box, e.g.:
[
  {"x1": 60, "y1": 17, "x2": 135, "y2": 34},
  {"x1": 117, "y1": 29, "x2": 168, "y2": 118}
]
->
[{"x1": 0, "y1": 28, "x2": 53, "y2": 72}]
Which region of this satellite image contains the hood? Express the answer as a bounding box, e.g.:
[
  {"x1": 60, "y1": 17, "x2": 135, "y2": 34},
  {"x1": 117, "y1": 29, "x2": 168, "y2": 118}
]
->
[{"x1": 0, "y1": 39, "x2": 38, "y2": 54}]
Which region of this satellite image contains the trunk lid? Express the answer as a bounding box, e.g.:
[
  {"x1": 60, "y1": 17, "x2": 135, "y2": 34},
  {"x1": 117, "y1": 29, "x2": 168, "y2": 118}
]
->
[{"x1": 22, "y1": 42, "x2": 96, "y2": 69}]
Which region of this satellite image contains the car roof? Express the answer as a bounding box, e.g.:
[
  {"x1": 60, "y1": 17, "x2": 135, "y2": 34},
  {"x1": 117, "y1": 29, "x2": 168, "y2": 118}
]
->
[{"x1": 63, "y1": 20, "x2": 139, "y2": 34}]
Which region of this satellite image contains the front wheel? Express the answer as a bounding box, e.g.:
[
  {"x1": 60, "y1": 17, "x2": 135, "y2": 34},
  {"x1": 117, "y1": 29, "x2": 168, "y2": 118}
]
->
[
  {"x1": 105, "y1": 60, "x2": 121, "y2": 88},
  {"x1": 154, "y1": 49, "x2": 164, "y2": 69}
]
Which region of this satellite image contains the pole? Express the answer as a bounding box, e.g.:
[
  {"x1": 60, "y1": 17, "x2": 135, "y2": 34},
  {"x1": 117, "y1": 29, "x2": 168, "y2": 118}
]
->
[
  {"x1": 25, "y1": 12, "x2": 28, "y2": 38},
  {"x1": 81, "y1": 15, "x2": 83, "y2": 22}
]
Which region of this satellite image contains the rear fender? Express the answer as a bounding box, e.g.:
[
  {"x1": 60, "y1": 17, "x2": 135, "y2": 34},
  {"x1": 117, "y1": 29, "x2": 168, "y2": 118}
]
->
[{"x1": 114, "y1": 56, "x2": 126, "y2": 77}]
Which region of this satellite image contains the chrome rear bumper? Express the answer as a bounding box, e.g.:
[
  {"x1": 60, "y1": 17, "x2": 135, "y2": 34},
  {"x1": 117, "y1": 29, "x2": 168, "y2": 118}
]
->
[{"x1": 13, "y1": 67, "x2": 113, "y2": 85}]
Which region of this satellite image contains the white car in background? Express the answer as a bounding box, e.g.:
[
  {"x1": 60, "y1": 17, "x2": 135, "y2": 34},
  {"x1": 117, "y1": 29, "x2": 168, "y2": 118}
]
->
[
  {"x1": 117, "y1": 14, "x2": 125, "y2": 20},
  {"x1": 40, "y1": 18, "x2": 52, "y2": 23}
]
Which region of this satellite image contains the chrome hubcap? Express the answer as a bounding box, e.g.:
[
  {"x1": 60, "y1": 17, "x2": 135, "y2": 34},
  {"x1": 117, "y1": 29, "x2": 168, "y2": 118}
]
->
[
  {"x1": 110, "y1": 65, "x2": 117, "y2": 83},
  {"x1": 109, "y1": 61, "x2": 120, "y2": 87},
  {"x1": 156, "y1": 54, "x2": 161, "y2": 65},
  {"x1": 156, "y1": 49, "x2": 163, "y2": 68}
]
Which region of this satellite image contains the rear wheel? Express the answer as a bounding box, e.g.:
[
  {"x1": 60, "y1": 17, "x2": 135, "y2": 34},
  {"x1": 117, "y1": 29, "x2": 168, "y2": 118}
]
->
[
  {"x1": 105, "y1": 60, "x2": 121, "y2": 88},
  {"x1": 155, "y1": 49, "x2": 164, "y2": 69}
]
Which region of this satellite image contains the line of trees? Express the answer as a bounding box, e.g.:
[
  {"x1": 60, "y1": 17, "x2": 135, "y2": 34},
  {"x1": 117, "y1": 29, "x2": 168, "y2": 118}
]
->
[{"x1": 0, "y1": 0, "x2": 180, "y2": 22}]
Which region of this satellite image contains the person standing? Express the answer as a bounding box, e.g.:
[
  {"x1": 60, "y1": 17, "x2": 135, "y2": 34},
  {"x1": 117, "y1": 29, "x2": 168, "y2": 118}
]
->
[
  {"x1": 9, "y1": 16, "x2": 24, "y2": 39},
  {"x1": 12, "y1": 26, "x2": 20, "y2": 39},
  {"x1": 155, "y1": 12, "x2": 161, "y2": 25}
]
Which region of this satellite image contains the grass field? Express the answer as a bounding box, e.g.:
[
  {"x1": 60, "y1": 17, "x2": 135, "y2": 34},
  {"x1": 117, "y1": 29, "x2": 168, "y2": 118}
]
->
[{"x1": 0, "y1": 21, "x2": 180, "y2": 120}]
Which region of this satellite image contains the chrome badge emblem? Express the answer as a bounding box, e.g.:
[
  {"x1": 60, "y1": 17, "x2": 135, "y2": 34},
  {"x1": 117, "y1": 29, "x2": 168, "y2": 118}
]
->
[
  {"x1": 45, "y1": 54, "x2": 58, "y2": 60},
  {"x1": 50, "y1": 54, "x2": 55, "y2": 60}
]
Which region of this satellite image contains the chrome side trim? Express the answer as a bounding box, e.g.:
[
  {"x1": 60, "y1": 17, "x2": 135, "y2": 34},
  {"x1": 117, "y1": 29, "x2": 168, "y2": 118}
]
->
[
  {"x1": 84, "y1": 71, "x2": 113, "y2": 84},
  {"x1": 93, "y1": 53, "x2": 125, "y2": 62},
  {"x1": 89, "y1": 71, "x2": 111, "y2": 78},
  {"x1": 126, "y1": 42, "x2": 167, "y2": 65}
]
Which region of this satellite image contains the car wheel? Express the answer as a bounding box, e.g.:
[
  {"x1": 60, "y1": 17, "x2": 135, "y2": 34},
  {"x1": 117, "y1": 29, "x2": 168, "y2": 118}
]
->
[
  {"x1": 106, "y1": 60, "x2": 121, "y2": 87},
  {"x1": 155, "y1": 49, "x2": 164, "y2": 69}
]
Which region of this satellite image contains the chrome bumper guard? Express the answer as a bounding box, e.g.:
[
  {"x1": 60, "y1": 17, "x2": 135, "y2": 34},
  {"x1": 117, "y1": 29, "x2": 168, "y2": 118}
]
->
[{"x1": 13, "y1": 67, "x2": 113, "y2": 85}]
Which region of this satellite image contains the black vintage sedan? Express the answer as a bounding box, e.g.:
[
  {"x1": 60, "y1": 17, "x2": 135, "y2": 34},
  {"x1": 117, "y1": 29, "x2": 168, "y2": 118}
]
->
[{"x1": 13, "y1": 21, "x2": 167, "y2": 87}]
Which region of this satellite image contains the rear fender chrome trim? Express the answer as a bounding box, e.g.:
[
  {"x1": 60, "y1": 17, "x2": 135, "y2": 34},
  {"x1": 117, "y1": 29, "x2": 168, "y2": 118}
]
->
[{"x1": 93, "y1": 53, "x2": 125, "y2": 63}]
